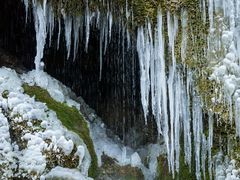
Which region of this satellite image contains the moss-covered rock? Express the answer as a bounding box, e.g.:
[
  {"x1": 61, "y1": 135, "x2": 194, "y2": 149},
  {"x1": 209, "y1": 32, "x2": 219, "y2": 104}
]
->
[{"x1": 22, "y1": 84, "x2": 98, "y2": 177}]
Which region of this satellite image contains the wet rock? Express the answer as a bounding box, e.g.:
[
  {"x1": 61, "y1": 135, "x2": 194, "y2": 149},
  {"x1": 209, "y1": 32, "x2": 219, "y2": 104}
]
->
[{"x1": 97, "y1": 154, "x2": 144, "y2": 180}]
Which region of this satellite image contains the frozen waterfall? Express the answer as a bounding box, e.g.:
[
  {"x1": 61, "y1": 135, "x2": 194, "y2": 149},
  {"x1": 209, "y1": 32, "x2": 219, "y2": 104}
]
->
[{"x1": 21, "y1": 0, "x2": 240, "y2": 179}]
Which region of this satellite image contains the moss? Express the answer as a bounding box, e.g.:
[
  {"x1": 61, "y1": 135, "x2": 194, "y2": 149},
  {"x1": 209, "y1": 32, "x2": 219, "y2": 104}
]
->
[
  {"x1": 157, "y1": 152, "x2": 196, "y2": 180},
  {"x1": 230, "y1": 137, "x2": 240, "y2": 166},
  {"x1": 2, "y1": 90, "x2": 9, "y2": 99},
  {"x1": 22, "y1": 84, "x2": 98, "y2": 178}
]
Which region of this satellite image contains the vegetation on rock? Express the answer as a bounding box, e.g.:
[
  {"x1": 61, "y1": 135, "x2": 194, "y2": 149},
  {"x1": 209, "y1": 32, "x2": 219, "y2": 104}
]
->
[{"x1": 23, "y1": 84, "x2": 98, "y2": 177}]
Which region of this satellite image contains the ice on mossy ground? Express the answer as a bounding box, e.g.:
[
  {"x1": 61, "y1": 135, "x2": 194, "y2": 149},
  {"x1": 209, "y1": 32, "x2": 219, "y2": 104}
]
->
[{"x1": 0, "y1": 67, "x2": 91, "y2": 179}]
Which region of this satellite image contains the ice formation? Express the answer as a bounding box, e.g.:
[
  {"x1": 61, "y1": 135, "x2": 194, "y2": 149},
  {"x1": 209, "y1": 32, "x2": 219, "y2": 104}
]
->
[
  {"x1": 135, "y1": 10, "x2": 211, "y2": 179},
  {"x1": 20, "y1": 0, "x2": 240, "y2": 179},
  {"x1": 31, "y1": 0, "x2": 47, "y2": 71},
  {"x1": 208, "y1": 0, "x2": 240, "y2": 137}
]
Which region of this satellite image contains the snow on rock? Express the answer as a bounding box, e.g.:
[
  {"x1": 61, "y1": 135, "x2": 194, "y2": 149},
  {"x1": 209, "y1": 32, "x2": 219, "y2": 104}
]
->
[
  {"x1": 214, "y1": 152, "x2": 240, "y2": 180},
  {"x1": 89, "y1": 117, "x2": 133, "y2": 166},
  {"x1": 130, "y1": 152, "x2": 142, "y2": 167},
  {"x1": 0, "y1": 110, "x2": 15, "y2": 179},
  {"x1": 22, "y1": 70, "x2": 80, "y2": 110},
  {"x1": 0, "y1": 68, "x2": 23, "y2": 93},
  {"x1": 56, "y1": 136, "x2": 74, "y2": 155},
  {"x1": 208, "y1": 0, "x2": 240, "y2": 137},
  {"x1": 43, "y1": 166, "x2": 93, "y2": 180},
  {"x1": 84, "y1": 99, "x2": 164, "y2": 179},
  {"x1": 0, "y1": 68, "x2": 90, "y2": 179}
]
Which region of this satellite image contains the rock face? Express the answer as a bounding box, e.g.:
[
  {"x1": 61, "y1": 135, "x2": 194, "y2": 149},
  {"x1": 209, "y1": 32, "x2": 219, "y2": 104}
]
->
[
  {"x1": 0, "y1": 48, "x2": 26, "y2": 73},
  {"x1": 0, "y1": 0, "x2": 35, "y2": 70},
  {"x1": 97, "y1": 154, "x2": 144, "y2": 180}
]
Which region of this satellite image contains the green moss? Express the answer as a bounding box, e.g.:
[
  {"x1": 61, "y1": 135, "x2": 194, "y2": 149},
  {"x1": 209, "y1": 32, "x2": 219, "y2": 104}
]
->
[
  {"x1": 22, "y1": 84, "x2": 98, "y2": 178},
  {"x1": 2, "y1": 90, "x2": 9, "y2": 99},
  {"x1": 157, "y1": 152, "x2": 196, "y2": 180}
]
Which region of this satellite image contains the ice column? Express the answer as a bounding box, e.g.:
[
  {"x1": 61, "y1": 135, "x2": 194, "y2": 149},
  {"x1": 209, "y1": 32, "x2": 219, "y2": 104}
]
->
[
  {"x1": 32, "y1": 0, "x2": 47, "y2": 71},
  {"x1": 137, "y1": 25, "x2": 152, "y2": 124},
  {"x1": 64, "y1": 15, "x2": 73, "y2": 60},
  {"x1": 192, "y1": 96, "x2": 203, "y2": 180}
]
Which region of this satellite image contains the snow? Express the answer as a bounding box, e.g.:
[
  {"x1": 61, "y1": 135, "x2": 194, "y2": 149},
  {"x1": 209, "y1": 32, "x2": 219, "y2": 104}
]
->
[
  {"x1": 22, "y1": 70, "x2": 80, "y2": 110},
  {"x1": 82, "y1": 98, "x2": 165, "y2": 179},
  {"x1": 130, "y1": 152, "x2": 142, "y2": 167},
  {"x1": 1, "y1": 67, "x2": 163, "y2": 179},
  {"x1": 56, "y1": 136, "x2": 74, "y2": 155},
  {"x1": 208, "y1": 0, "x2": 240, "y2": 137},
  {"x1": 89, "y1": 116, "x2": 133, "y2": 166},
  {"x1": 0, "y1": 110, "x2": 14, "y2": 178},
  {"x1": 0, "y1": 67, "x2": 91, "y2": 179},
  {"x1": 0, "y1": 68, "x2": 23, "y2": 93},
  {"x1": 43, "y1": 166, "x2": 93, "y2": 180},
  {"x1": 214, "y1": 152, "x2": 240, "y2": 180}
]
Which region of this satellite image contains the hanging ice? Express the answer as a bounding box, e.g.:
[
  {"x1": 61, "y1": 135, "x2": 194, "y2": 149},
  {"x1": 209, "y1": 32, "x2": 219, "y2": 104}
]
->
[
  {"x1": 32, "y1": 0, "x2": 47, "y2": 71},
  {"x1": 73, "y1": 17, "x2": 81, "y2": 61},
  {"x1": 137, "y1": 25, "x2": 151, "y2": 124},
  {"x1": 64, "y1": 15, "x2": 73, "y2": 60},
  {"x1": 192, "y1": 96, "x2": 203, "y2": 180},
  {"x1": 23, "y1": 0, "x2": 29, "y2": 22},
  {"x1": 181, "y1": 10, "x2": 188, "y2": 63},
  {"x1": 57, "y1": 18, "x2": 61, "y2": 50},
  {"x1": 183, "y1": 71, "x2": 192, "y2": 167},
  {"x1": 208, "y1": 112, "x2": 213, "y2": 179}
]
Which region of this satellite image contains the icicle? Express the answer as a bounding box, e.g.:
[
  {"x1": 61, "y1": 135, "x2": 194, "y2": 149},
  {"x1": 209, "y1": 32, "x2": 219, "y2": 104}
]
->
[
  {"x1": 85, "y1": 0, "x2": 90, "y2": 52},
  {"x1": 99, "y1": 26, "x2": 104, "y2": 81},
  {"x1": 235, "y1": 97, "x2": 240, "y2": 137},
  {"x1": 201, "y1": 134, "x2": 207, "y2": 180},
  {"x1": 208, "y1": 0, "x2": 214, "y2": 29},
  {"x1": 183, "y1": 71, "x2": 192, "y2": 167},
  {"x1": 57, "y1": 17, "x2": 61, "y2": 50},
  {"x1": 126, "y1": 29, "x2": 131, "y2": 49},
  {"x1": 192, "y1": 96, "x2": 203, "y2": 180},
  {"x1": 73, "y1": 17, "x2": 81, "y2": 61},
  {"x1": 167, "y1": 12, "x2": 178, "y2": 176},
  {"x1": 46, "y1": 6, "x2": 55, "y2": 47},
  {"x1": 157, "y1": 10, "x2": 170, "y2": 172},
  {"x1": 208, "y1": 112, "x2": 213, "y2": 180},
  {"x1": 201, "y1": 0, "x2": 206, "y2": 23},
  {"x1": 43, "y1": 0, "x2": 47, "y2": 16},
  {"x1": 64, "y1": 15, "x2": 73, "y2": 60},
  {"x1": 168, "y1": 66, "x2": 175, "y2": 176},
  {"x1": 32, "y1": 0, "x2": 47, "y2": 71},
  {"x1": 23, "y1": 0, "x2": 29, "y2": 23},
  {"x1": 125, "y1": 0, "x2": 130, "y2": 20},
  {"x1": 96, "y1": 8, "x2": 100, "y2": 28},
  {"x1": 104, "y1": 16, "x2": 109, "y2": 55},
  {"x1": 174, "y1": 74, "x2": 181, "y2": 173},
  {"x1": 228, "y1": 96, "x2": 233, "y2": 124},
  {"x1": 181, "y1": 10, "x2": 188, "y2": 63},
  {"x1": 109, "y1": 12, "x2": 113, "y2": 42},
  {"x1": 137, "y1": 25, "x2": 151, "y2": 124}
]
